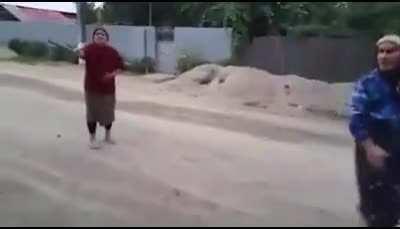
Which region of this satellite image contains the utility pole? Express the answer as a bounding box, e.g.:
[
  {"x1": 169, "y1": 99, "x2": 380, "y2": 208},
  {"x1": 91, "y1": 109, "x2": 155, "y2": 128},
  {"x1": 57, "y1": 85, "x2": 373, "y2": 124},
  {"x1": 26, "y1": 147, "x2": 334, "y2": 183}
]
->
[
  {"x1": 145, "y1": 2, "x2": 153, "y2": 74},
  {"x1": 149, "y1": 2, "x2": 152, "y2": 26},
  {"x1": 76, "y1": 2, "x2": 87, "y2": 64},
  {"x1": 76, "y1": 2, "x2": 87, "y2": 43}
]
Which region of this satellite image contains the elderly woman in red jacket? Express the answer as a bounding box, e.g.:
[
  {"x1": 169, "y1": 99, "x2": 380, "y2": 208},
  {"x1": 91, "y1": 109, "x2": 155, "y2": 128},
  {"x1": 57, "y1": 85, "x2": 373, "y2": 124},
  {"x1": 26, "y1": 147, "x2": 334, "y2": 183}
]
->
[{"x1": 78, "y1": 27, "x2": 124, "y2": 149}]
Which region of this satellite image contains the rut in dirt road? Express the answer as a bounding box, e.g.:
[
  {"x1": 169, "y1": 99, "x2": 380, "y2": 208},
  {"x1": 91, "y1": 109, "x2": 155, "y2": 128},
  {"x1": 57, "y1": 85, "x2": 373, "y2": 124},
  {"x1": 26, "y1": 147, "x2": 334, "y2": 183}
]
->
[{"x1": 0, "y1": 73, "x2": 351, "y2": 146}]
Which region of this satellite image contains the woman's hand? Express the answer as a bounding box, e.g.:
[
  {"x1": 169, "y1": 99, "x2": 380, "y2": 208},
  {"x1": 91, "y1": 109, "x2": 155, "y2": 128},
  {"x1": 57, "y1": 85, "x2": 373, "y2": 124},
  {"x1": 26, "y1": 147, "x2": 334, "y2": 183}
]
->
[
  {"x1": 104, "y1": 72, "x2": 116, "y2": 81},
  {"x1": 74, "y1": 43, "x2": 87, "y2": 59},
  {"x1": 362, "y1": 138, "x2": 389, "y2": 170},
  {"x1": 103, "y1": 69, "x2": 121, "y2": 81}
]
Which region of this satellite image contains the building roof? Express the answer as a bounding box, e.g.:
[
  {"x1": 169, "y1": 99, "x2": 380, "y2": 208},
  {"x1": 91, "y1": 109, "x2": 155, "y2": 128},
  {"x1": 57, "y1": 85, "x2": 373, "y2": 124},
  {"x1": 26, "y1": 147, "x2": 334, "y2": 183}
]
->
[{"x1": 0, "y1": 3, "x2": 76, "y2": 23}]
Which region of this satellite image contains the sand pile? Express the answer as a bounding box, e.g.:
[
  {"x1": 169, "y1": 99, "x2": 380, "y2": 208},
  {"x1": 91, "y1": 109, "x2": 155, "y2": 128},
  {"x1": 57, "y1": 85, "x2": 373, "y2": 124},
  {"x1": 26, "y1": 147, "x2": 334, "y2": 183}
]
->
[
  {"x1": 144, "y1": 73, "x2": 177, "y2": 83},
  {"x1": 180, "y1": 64, "x2": 224, "y2": 85},
  {"x1": 206, "y1": 66, "x2": 282, "y2": 108},
  {"x1": 275, "y1": 75, "x2": 337, "y2": 111},
  {"x1": 167, "y1": 64, "x2": 354, "y2": 117}
]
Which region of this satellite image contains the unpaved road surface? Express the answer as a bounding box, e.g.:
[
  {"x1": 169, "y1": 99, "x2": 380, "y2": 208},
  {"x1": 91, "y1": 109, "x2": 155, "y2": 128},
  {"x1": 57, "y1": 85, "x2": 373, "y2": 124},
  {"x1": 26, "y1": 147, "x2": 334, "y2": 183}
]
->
[{"x1": 0, "y1": 68, "x2": 358, "y2": 226}]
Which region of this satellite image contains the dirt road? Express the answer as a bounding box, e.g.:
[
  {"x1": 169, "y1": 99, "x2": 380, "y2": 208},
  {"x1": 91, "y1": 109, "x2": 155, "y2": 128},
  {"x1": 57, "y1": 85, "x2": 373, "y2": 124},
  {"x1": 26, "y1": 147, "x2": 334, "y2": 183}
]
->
[{"x1": 0, "y1": 64, "x2": 359, "y2": 226}]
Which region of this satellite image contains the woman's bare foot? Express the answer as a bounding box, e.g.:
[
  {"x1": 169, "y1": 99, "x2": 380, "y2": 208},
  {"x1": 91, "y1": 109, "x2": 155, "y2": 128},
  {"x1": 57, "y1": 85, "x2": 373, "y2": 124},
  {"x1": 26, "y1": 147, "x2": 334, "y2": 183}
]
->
[
  {"x1": 89, "y1": 135, "x2": 102, "y2": 149},
  {"x1": 89, "y1": 140, "x2": 102, "y2": 149},
  {"x1": 105, "y1": 131, "x2": 116, "y2": 145},
  {"x1": 104, "y1": 138, "x2": 116, "y2": 145}
]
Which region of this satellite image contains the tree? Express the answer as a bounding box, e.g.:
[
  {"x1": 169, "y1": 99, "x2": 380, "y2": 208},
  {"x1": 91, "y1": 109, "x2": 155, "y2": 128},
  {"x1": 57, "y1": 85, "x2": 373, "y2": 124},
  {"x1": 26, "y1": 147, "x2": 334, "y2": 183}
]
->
[
  {"x1": 86, "y1": 2, "x2": 99, "y2": 24},
  {"x1": 280, "y1": 2, "x2": 354, "y2": 37},
  {"x1": 345, "y1": 2, "x2": 400, "y2": 37},
  {"x1": 98, "y1": 2, "x2": 400, "y2": 42},
  {"x1": 75, "y1": 2, "x2": 98, "y2": 24},
  {"x1": 178, "y1": 2, "x2": 272, "y2": 53},
  {"x1": 76, "y1": 2, "x2": 99, "y2": 44},
  {"x1": 76, "y1": 2, "x2": 87, "y2": 42},
  {"x1": 102, "y1": 2, "x2": 149, "y2": 25}
]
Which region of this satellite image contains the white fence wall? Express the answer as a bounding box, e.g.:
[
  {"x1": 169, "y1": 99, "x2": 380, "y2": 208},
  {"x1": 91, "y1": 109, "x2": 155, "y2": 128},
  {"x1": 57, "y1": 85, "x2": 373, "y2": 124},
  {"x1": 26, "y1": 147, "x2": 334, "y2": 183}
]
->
[
  {"x1": 0, "y1": 22, "x2": 233, "y2": 73},
  {"x1": 174, "y1": 27, "x2": 232, "y2": 62},
  {"x1": 0, "y1": 21, "x2": 78, "y2": 46}
]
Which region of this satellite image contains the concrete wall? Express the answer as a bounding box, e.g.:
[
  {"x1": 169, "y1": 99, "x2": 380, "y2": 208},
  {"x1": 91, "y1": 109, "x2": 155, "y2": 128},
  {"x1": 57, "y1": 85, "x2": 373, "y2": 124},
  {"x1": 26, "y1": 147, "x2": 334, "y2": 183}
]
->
[
  {"x1": 0, "y1": 21, "x2": 78, "y2": 46},
  {"x1": 174, "y1": 27, "x2": 232, "y2": 62}
]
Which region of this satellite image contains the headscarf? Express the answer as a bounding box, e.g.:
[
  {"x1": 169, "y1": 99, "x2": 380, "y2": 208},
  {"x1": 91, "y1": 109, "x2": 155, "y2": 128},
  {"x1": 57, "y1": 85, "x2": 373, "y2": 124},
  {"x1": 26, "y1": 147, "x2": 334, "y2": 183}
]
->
[
  {"x1": 92, "y1": 27, "x2": 110, "y2": 42},
  {"x1": 376, "y1": 34, "x2": 400, "y2": 81}
]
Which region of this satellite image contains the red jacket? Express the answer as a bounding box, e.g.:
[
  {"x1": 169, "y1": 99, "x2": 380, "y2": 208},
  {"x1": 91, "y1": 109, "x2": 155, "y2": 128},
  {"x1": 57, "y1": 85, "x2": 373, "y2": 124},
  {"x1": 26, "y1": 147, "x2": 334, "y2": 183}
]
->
[{"x1": 83, "y1": 43, "x2": 124, "y2": 94}]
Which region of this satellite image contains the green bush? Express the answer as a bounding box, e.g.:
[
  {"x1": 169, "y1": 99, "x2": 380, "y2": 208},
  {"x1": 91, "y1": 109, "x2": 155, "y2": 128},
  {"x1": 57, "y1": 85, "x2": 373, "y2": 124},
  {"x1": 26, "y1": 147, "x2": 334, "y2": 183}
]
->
[
  {"x1": 288, "y1": 25, "x2": 356, "y2": 38},
  {"x1": 324, "y1": 27, "x2": 356, "y2": 38},
  {"x1": 8, "y1": 39, "x2": 49, "y2": 58},
  {"x1": 288, "y1": 25, "x2": 330, "y2": 37},
  {"x1": 125, "y1": 57, "x2": 156, "y2": 74},
  {"x1": 8, "y1": 39, "x2": 78, "y2": 63},
  {"x1": 49, "y1": 46, "x2": 65, "y2": 61},
  {"x1": 177, "y1": 52, "x2": 208, "y2": 73},
  {"x1": 217, "y1": 57, "x2": 239, "y2": 66},
  {"x1": 24, "y1": 41, "x2": 49, "y2": 57},
  {"x1": 49, "y1": 45, "x2": 78, "y2": 64},
  {"x1": 8, "y1": 39, "x2": 27, "y2": 55}
]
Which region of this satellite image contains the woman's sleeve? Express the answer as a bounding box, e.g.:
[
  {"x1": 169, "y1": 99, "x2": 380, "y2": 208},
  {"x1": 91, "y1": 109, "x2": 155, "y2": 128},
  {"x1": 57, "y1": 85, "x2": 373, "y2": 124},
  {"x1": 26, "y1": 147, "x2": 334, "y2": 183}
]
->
[
  {"x1": 349, "y1": 79, "x2": 370, "y2": 142},
  {"x1": 78, "y1": 44, "x2": 88, "y2": 59},
  {"x1": 114, "y1": 50, "x2": 125, "y2": 71}
]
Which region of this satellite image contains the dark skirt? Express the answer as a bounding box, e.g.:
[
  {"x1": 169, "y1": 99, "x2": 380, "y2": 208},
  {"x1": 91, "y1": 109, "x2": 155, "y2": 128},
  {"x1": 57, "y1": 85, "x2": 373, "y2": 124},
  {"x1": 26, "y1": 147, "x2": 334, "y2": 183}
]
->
[
  {"x1": 355, "y1": 141, "x2": 400, "y2": 227},
  {"x1": 85, "y1": 92, "x2": 115, "y2": 126}
]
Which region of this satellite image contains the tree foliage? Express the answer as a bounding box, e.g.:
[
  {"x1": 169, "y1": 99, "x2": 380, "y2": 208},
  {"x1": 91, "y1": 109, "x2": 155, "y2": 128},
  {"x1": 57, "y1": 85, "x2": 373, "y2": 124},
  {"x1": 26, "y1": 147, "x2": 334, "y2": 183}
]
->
[{"x1": 92, "y1": 2, "x2": 400, "y2": 52}]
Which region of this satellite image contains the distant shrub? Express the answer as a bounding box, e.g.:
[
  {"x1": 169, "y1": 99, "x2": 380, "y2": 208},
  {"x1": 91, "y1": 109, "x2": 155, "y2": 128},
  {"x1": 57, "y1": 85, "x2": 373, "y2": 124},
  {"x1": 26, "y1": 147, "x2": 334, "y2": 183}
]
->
[
  {"x1": 8, "y1": 39, "x2": 27, "y2": 55},
  {"x1": 49, "y1": 45, "x2": 78, "y2": 64},
  {"x1": 288, "y1": 25, "x2": 330, "y2": 37},
  {"x1": 125, "y1": 57, "x2": 156, "y2": 74},
  {"x1": 217, "y1": 57, "x2": 239, "y2": 66},
  {"x1": 288, "y1": 25, "x2": 356, "y2": 38},
  {"x1": 9, "y1": 39, "x2": 79, "y2": 63},
  {"x1": 8, "y1": 39, "x2": 49, "y2": 58},
  {"x1": 24, "y1": 41, "x2": 49, "y2": 57},
  {"x1": 177, "y1": 51, "x2": 208, "y2": 73}
]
